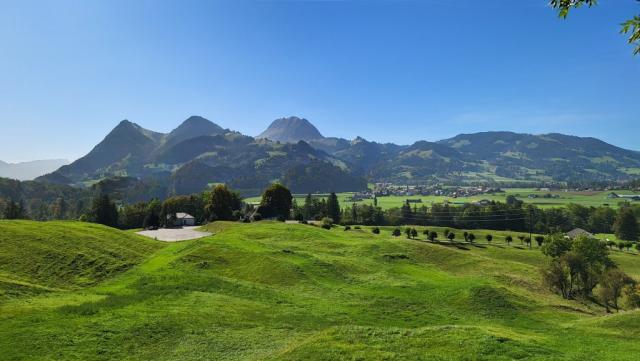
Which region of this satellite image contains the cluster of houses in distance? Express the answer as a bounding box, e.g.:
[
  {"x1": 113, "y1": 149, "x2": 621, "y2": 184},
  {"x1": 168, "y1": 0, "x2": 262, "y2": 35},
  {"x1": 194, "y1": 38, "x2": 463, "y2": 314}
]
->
[
  {"x1": 346, "y1": 184, "x2": 640, "y2": 204},
  {"x1": 607, "y1": 192, "x2": 640, "y2": 201},
  {"x1": 368, "y1": 184, "x2": 504, "y2": 198}
]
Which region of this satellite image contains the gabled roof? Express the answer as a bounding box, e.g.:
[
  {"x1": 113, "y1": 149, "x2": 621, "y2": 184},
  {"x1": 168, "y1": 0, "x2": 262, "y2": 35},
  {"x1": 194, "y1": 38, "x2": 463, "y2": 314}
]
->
[
  {"x1": 176, "y1": 212, "x2": 194, "y2": 219},
  {"x1": 566, "y1": 228, "x2": 593, "y2": 239},
  {"x1": 165, "y1": 212, "x2": 195, "y2": 220}
]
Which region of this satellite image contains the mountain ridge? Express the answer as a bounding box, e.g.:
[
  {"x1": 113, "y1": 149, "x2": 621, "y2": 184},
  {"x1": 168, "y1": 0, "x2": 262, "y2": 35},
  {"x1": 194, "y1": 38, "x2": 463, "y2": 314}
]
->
[
  {"x1": 0, "y1": 159, "x2": 69, "y2": 181},
  {"x1": 36, "y1": 116, "x2": 640, "y2": 196}
]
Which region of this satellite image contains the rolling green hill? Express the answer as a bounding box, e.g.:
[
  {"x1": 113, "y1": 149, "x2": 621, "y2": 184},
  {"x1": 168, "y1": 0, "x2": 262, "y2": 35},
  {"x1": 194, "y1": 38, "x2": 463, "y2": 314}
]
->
[
  {"x1": 0, "y1": 220, "x2": 163, "y2": 299},
  {"x1": 2, "y1": 220, "x2": 640, "y2": 360},
  {"x1": 438, "y1": 132, "x2": 640, "y2": 182}
]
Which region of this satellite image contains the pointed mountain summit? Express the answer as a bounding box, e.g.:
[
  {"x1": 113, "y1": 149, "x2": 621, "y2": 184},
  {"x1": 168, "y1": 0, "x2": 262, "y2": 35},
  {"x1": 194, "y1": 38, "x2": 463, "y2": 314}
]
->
[
  {"x1": 257, "y1": 116, "x2": 324, "y2": 143},
  {"x1": 164, "y1": 116, "x2": 225, "y2": 149},
  {"x1": 40, "y1": 120, "x2": 162, "y2": 183}
]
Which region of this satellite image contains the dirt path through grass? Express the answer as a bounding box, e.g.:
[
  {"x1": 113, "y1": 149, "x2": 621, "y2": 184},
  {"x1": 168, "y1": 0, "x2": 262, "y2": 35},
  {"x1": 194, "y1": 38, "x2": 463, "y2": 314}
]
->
[{"x1": 136, "y1": 226, "x2": 212, "y2": 242}]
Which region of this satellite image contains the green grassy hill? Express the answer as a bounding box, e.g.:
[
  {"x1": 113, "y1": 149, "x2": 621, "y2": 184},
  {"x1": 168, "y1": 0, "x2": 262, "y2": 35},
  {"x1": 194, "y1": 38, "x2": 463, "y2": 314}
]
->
[
  {"x1": 0, "y1": 220, "x2": 164, "y2": 299},
  {"x1": 1, "y1": 221, "x2": 640, "y2": 360}
]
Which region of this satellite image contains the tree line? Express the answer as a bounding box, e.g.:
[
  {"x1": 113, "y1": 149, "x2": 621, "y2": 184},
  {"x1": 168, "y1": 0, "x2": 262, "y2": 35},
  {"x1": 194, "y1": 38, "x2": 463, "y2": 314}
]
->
[
  {"x1": 2, "y1": 182, "x2": 639, "y2": 243},
  {"x1": 294, "y1": 194, "x2": 640, "y2": 241},
  {"x1": 50, "y1": 183, "x2": 292, "y2": 230}
]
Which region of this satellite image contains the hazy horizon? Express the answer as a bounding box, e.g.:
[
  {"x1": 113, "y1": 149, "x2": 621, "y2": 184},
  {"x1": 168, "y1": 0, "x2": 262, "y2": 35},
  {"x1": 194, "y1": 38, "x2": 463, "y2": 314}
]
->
[{"x1": 1, "y1": 0, "x2": 639, "y2": 162}]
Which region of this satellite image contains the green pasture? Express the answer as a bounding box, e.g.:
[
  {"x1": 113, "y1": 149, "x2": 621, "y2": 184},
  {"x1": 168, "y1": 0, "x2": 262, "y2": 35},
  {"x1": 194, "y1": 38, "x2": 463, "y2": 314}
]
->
[
  {"x1": 245, "y1": 188, "x2": 640, "y2": 210},
  {"x1": 1, "y1": 220, "x2": 640, "y2": 360}
]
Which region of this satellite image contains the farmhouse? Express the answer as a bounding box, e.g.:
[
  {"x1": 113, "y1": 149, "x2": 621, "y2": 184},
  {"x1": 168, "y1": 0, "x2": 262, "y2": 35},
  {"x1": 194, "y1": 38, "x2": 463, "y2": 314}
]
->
[
  {"x1": 566, "y1": 228, "x2": 594, "y2": 239},
  {"x1": 168, "y1": 212, "x2": 196, "y2": 227},
  {"x1": 607, "y1": 192, "x2": 639, "y2": 201},
  {"x1": 620, "y1": 194, "x2": 640, "y2": 201}
]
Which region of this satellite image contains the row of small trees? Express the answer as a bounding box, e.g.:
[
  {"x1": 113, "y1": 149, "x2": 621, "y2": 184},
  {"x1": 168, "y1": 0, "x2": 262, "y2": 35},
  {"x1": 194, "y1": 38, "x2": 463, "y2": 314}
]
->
[
  {"x1": 295, "y1": 194, "x2": 640, "y2": 241},
  {"x1": 361, "y1": 226, "x2": 539, "y2": 245}
]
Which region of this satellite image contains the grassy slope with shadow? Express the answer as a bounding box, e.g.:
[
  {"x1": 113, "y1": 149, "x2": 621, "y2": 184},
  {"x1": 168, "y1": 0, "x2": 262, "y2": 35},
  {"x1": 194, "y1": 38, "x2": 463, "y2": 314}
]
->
[
  {"x1": 1, "y1": 220, "x2": 639, "y2": 360},
  {"x1": 0, "y1": 220, "x2": 164, "y2": 299}
]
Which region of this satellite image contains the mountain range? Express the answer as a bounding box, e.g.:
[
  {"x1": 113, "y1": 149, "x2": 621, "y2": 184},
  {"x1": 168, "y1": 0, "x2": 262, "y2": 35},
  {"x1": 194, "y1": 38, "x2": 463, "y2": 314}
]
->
[
  {"x1": 0, "y1": 159, "x2": 68, "y2": 181},
  {"x1": 35, "y1": 115, "x2": 640, "y2": 196}
]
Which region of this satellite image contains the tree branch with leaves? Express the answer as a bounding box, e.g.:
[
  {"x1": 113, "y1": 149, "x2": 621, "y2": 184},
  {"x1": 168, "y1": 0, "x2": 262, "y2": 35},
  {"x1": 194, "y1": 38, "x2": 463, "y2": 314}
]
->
[{"x1": 550, "y1": 0, "x2": 640, "y2": 55}]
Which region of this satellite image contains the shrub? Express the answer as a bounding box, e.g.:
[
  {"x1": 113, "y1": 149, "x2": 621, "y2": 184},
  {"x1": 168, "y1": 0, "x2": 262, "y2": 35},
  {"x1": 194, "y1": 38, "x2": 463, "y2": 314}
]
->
[
  {"x1": 505, "y1": 235, "x2": 513, "y2": 244},
  {"x1": 463, "y1": 231, "x2": 469, "y2": 241},
  {"x1": 617, "y1": 242, "x2": 626, "y2": 251},
  {"x1": 354, "y1": 226, "x2": 361, "y2": 229},
  {"x1": 485, "y1": 234, "x2": 493, "y2": 243},
  {"x1": 372, "y1": 227, "x2": 380, "y2": 234},
  {"x1": 252, "y1": 213, "x2": 262, "y2": 221},
  {"x1": 423, "y1": 229, "x2": 429, "y2": 235},
  {"x1": 623, "y1": 284, "x2": 640, "y2": 309},
  {"x1": 277, "y1": 215, "x2": 287, "y2": 222},
  {"x1": 596, "y1": 268, "x2": 635, "y2": 312},
  {"x1": 344, "y1": 225, "x2": 351, "y2": 231},
  {"x1": 467, "y1": 233, "x2": 476, "y2": 243},
  {"x1": 428, "y1": 231, "x2": 437, "y2": 242},
  {"x1": 535, "y1": 235, "x2": 545, "y2": 247},
  {"x1": 447, "y1": 232, "x2": 455, "y2": 241},
  {"x1": 543, "y1": 259, "x2": 573, "y2": 299},
  {"x1": 444, "y1": 229, "x2": 450, "y2": 237},
  {"x1": 541, "y1": 234, "x2": 572, "y2": 258},
  {"x1": 411, "y1": 228, "x2": 418, "y2": 239},
  {"x1": 392, "y1": 228, "x2": 401, "y2": 237}
]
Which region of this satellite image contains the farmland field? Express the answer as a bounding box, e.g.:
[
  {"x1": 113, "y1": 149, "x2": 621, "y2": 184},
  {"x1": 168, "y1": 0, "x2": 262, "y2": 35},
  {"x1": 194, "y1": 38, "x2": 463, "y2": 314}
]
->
[
  {"x1": 246, "y1": 188, "x2": 640, "y2": 210},
  {"x1": 2, "y1": 220, "x2": 640, "y2": 360}
]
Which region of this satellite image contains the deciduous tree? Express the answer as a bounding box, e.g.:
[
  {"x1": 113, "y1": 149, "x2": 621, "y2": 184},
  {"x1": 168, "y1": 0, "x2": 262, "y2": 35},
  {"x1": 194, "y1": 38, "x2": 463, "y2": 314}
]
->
[
  {"x1": 258, "y1": 183, "x2": 292, "y2": 220},
  {"x1": 613, "y1": 207, "x2": 639, "y2": 241}
]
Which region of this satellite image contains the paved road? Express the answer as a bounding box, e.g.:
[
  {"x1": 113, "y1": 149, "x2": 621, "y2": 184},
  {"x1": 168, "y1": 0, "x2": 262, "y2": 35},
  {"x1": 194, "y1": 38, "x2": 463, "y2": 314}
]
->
[{"x1": 136, "y1": 226, "x2": 212, "y2": 242}]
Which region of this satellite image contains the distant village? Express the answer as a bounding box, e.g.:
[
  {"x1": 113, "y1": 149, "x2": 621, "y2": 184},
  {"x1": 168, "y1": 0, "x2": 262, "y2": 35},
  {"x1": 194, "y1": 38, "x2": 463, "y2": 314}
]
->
[
  {"x1": 346, "y1": 183, "x2": 640, "y2": 204},
  {"x1": 348, "y1": 184, "x2": 505, "y2": 202}
]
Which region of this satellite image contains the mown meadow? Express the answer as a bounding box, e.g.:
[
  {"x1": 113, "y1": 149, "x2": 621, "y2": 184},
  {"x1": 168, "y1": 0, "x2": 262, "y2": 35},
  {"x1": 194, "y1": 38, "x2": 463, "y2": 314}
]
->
[
  {"x1": 244, "y1": 188, "x2": 640, "y2": 210},
  {"x1": 1, "y1": 220, "x2": 640, "y2": 360}
]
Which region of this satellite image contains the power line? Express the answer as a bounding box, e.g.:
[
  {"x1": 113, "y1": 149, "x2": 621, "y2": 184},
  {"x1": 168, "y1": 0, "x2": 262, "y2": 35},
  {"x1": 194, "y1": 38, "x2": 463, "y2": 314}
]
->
[{"x1": 385, "y1": 217, "x2": 527, "y2": 223}]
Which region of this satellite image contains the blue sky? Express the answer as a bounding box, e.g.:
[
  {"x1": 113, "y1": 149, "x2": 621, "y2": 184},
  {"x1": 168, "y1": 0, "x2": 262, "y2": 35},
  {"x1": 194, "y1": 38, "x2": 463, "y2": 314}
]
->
[{"x1": 0, "y1": 0, "x2": 638, "y2": 162}]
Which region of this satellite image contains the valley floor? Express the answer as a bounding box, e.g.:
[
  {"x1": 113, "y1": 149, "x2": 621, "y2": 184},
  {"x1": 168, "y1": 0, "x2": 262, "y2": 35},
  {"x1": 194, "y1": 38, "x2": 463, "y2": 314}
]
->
[{"x1": 1, "y1": 221, "x2": 640, "y2": 360}]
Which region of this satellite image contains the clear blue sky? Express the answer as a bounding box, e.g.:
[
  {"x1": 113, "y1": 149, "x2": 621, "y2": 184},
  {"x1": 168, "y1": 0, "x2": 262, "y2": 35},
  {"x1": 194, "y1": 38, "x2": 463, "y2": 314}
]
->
[{"x1": 1, "y1": 0, "x2": 638, "y2": 162}]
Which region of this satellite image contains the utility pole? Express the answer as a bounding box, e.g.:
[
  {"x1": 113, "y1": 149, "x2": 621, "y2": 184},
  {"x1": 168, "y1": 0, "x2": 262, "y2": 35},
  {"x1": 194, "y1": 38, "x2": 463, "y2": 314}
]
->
[{"x1": 528, "y1": 207, "x2": 533, "y2": 249}]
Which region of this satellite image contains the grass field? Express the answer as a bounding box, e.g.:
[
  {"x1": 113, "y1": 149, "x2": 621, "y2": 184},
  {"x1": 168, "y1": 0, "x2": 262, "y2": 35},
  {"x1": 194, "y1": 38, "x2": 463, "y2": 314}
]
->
[
  {"x1": 2, "y1": 220, "x2": 640, "y2": 360},
  {"x1": 246, "y1": 188, "x2": 640, "y2": 210}
]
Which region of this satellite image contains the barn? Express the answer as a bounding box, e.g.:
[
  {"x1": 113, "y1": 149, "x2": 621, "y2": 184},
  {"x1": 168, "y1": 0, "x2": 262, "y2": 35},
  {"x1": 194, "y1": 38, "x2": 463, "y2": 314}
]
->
[{"x1": 169, "y1": 213, "x2": 196, "y2": 227}]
